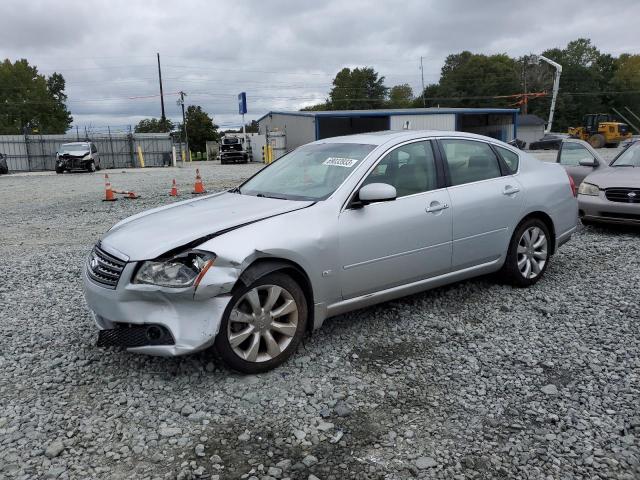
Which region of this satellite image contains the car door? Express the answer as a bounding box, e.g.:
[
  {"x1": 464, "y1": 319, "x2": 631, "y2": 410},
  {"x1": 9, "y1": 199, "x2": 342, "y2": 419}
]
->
[
  {"x1": 557, "y1": 140, "x2": 601, "y2": 185},
  {"x1": 438, "y1": 138, "x2": 524, "y2": 270},
  {"x1": 338, "y1": 140, "x2": 452, "y2": 299}
]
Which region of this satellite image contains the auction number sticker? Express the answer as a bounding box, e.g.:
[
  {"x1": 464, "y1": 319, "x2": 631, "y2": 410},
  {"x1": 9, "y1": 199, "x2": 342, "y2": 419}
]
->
[{"x1": 323, "y1": 157, "x2": 359, "y2": 167}]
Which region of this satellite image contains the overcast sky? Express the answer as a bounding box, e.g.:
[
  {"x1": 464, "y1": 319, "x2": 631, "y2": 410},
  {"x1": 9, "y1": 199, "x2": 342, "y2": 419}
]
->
[{"x1": 1, "y1": 0, "x2": 638, "y2": 132}]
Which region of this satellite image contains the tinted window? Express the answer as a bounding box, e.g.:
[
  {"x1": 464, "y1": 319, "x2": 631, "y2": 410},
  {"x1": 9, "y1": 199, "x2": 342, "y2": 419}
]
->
[
  {"x1": 496, "y1": 146, "x2": 519, "y2": 172},
  {"x1": 441, "y1": 139, "x2": 502, "y2": 186},
  {"x1": 558, "y1": 143, "x2": 595, "y2": 166},
  {"x1": 363, "y1": 141, "x2": 437, "y2": 197},
  {"x1": 91, "y1": 144, "x2": 98, "y2": 153}
]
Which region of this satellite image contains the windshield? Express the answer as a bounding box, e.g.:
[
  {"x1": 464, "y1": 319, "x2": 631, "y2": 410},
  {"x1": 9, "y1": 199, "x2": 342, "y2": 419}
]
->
[
  {"x1": 240, "y1": 142, "x2": 376, "y2": 200},
  {"x1": 611, "y1": 142, "x2": 640, "y2": 167},
  {"x1": 223, "y1": 138, "x2": 239, "y2": 144},
  {"x1": 61, "y1": 143, "x2": 90, "y2": 152}
]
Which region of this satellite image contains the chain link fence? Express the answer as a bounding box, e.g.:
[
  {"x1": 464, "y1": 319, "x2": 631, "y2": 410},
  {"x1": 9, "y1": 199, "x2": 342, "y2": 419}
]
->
[{"x1": 0, "y1": 131, "x2": 173, "y2": 172}]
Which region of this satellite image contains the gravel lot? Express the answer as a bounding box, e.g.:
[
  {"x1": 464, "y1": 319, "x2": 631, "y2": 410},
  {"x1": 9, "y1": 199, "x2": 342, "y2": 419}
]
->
[{"x1": 1, "y1": 162, "x2": 639, "y2": 480}]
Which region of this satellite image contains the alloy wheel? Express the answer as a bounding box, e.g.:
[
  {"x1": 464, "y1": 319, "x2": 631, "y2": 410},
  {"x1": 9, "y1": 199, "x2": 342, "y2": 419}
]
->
[
  {"x1": 227, "y1": 285, "x2": 299, "y2": 363},
  {"x1": 517, "y1": 226, "x2": 548, "y2": 279}
]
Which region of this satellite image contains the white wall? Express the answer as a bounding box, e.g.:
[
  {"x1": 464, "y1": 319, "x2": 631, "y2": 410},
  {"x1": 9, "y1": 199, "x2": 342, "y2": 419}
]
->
[
  {"x1": 518, "y1": 125, "x2": 545, "y2": 149},
  {"x1": 389, "y1": 114, "x2": 455, "y2": 131}
]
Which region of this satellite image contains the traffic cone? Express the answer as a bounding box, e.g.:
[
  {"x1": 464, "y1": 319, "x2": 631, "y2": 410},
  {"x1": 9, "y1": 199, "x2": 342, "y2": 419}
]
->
[
  {"x1": 169, "y1": 178, "x2": 178, "y2": 196},
  {"x1": 103, "y1": 174, "x2": 117, "y2": 202},
  {"x1": 192, "y1": 169, "x2": 206, "y2": 194},
  {"x1": 123, "y1": 191, "x2": 140, "y2": 199}
]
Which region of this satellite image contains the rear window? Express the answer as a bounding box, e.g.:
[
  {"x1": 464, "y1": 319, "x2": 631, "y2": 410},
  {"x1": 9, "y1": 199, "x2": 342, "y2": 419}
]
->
[{"x1": 496, "y1": 146, "x2": 519, "y2": 172}]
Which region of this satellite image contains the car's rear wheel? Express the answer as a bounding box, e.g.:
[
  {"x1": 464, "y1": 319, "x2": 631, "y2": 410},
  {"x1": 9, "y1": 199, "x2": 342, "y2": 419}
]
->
[
  {"x1": 213, "y1": 272, "x2": 307, "y2": 373},
  {"x1": 499, "y1": 218, "x2": 551, "y2": 287}
]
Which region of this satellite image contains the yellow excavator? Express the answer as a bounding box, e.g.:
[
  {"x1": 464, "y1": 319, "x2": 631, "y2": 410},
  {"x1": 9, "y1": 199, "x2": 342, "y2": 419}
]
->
[{"x1": 568, "y1": 113, "x2": 632, "y2": 148}]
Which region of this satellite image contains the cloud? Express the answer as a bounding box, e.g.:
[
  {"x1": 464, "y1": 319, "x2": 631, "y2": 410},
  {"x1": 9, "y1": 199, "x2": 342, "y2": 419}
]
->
[{"x1": 0, "y1": 0, "x2": 638, "y2": 129}]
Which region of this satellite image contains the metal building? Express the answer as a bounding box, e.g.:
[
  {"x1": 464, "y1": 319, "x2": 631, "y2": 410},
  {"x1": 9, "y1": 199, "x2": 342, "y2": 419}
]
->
[
  {"x1": 516, "y1": 114, "x2": 546, "y2": 149},
  {"x1": 257, "y1": 108, "x2": 519, "y2": 153}
]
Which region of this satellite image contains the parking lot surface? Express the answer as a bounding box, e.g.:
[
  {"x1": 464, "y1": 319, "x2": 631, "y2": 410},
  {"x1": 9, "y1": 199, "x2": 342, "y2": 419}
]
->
[{"x1": 1, "y1": 162, "x2": 639, "y2": 479}]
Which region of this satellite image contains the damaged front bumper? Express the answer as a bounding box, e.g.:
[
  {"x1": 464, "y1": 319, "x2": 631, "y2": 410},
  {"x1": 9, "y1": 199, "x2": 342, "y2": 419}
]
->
[{"x1": 83, "y1": 260, "x2": 239, "y2": 356}]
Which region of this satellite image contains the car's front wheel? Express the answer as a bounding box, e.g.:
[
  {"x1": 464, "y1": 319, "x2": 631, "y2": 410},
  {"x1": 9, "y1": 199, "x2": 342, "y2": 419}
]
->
[
  {"x1": 213, "y1": 272, "x2": 307, "y2": 373},
  {"x1": 87, "y1": 160, "x2": 96, "y2": 173},
  {"x1": 499, "y1": 218, "x2": 551, "y2": 287}
]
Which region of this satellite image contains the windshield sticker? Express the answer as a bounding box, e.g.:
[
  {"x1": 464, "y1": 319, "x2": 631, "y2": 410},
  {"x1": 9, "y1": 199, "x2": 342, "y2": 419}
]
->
[{"x1": 323, "y1": 157, "x2": 359, "y2": 168}]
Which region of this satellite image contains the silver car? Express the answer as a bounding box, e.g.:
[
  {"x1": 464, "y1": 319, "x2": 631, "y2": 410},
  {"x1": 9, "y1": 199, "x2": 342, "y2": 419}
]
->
[
  {"x1": 575, "y1": 140, "x2": 640, "y2": 225},
  {"x1": 83, "y1": 131, "x2": 577, "y2": 373}
]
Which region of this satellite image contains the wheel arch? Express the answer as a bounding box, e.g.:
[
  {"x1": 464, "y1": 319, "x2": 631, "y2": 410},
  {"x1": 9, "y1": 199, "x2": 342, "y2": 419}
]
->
[
  {"x1": 517, "y1": 211, "x2": 556, "y2": 254},
  {"x1": 236, "y1": 257, "x2": 315, "y2": 333}
]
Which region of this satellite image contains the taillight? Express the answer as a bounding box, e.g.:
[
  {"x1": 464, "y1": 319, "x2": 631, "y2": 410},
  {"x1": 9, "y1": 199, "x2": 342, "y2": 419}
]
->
[{"x1": 567, "y1": 173, "x2": 577, "y2": 197}]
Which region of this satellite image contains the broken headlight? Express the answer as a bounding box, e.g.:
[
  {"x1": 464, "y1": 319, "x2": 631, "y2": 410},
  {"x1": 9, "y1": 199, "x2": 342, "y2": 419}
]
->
[{"x1": 133, "y1": 250, "x2": 215, "y2": 288}]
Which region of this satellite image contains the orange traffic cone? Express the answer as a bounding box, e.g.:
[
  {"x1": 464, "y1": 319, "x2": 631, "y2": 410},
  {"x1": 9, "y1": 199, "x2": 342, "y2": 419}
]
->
[
  {"x1": 169, "y1": 178, "x2": 178, "y2": 196},
  {"x1": 122, "y1": 191, "x2": 140, "y2": 199},
  {"x1": 103, "y1": 174, "x2": 117, "y2": 202},
  {"x1": 192, "y1": 169, "x2": 206, "y2": 195}
]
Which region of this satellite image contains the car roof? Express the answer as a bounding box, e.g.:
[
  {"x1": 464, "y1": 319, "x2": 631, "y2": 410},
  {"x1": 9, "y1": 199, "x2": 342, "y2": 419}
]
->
[{"x1": 313, "y1": 130, "x2": 506, "y2": 146}]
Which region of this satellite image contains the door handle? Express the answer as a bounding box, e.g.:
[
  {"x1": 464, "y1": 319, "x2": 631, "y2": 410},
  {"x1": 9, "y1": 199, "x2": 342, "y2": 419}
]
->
[
  {"x1": 503, "y1": 185, "x2": 520, "y2": 195},
  {"x1": 426, "y1": 201, "x2": 449, "y2": 213}
]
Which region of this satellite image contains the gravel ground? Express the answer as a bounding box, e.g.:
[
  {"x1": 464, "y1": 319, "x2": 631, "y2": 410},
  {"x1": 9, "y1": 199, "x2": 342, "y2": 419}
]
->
[{"x1": 1, "y1": 162, "x2": 639, "y2": 480}]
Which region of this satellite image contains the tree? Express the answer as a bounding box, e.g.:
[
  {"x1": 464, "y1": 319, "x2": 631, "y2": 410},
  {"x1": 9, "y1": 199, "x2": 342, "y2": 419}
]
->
[
  {"x1": 185, "y1": 105, "x2": 219, "y2": 153},
  {"x1": 0, "y1": 59, "x2": 72, "y2": 134},
  {"x1": 415, "y1": 52, "x2": 521, "y2": 108},
  {"x1": 134, "y1": 117, "x2": 174, "y2": 133},
  {"x1": 610, "y1": 54, "x2": 640, "y2": 126},
  {"x1": 329, "y1": 67, "x2": 388, "y2": 110},
  {"x1": 388, "y1": 84, "x2": 414, "y2": 108},
  {"x1": 527, "y1": 38, "x2": 613, "y2": 131}
]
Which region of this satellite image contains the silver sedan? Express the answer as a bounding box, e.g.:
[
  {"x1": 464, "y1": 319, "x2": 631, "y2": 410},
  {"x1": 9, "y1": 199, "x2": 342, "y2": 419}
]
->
[{"x1": 83, "y1": 131, "x2": 578, "y2": 373}]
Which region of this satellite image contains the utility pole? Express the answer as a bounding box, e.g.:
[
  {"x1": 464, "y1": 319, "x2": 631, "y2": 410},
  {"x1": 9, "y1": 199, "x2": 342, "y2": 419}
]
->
[
  {"x1": 178, "y1": 91, "x2": 190, "y2": 162},
  {"x1": 522, "y1": 59, "x2": 528, "y2": 115},
  {"x1": 157, "y1": 53, "x2": 166, "y2": 121},
  {"x1": 419, "y1": 56, "x2": 426, "y2": 107}
]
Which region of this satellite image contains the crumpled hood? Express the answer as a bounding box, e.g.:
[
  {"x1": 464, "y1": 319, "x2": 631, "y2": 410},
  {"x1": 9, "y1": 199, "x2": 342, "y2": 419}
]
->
[
  {"x1": 585, "y1": 167, "x2": 640, "y2": 189},
  {"x1": 59, "y1": 150, "x2": 90, "y2": 157},
  {"x1": 101, "y1": 192, "x2": 313, "y2": 261}
]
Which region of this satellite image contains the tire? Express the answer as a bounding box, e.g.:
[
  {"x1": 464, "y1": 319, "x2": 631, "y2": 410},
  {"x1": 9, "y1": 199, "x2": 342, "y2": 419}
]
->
[
  {"x1": 87, "y1": 160, "x2": 96, "y2": 173},
  {"x1": 498, "y1": 218, "x2": 551, "y2": 287},
  {"x1": 213, "y1": 272, "x2": 308, "y2": 373},
  {"x1": 55, "y1": 166, "x2": 64, "y2": 174},
  {"x1": 588, "y1": 134, "x2": 605, "y2": 149},
  {"x1": 95, "y1": 162, "x2": 102, "y2": 171}
]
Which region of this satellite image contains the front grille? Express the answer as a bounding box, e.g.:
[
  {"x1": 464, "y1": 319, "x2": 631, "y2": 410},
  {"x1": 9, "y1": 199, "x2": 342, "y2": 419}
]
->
[
  {"x1": 97, "y1": 324, "x2": 175, "y2": 348},
  {"x1": 605, "y1": 188, "x2": 640, "y2": 203},
  {"x1": 87, "y1": 244, "x2": 126, "y2": 289}
]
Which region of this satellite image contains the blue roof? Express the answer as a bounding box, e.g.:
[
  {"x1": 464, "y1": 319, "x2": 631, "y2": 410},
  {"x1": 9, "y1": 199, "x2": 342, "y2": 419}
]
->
[{"x1": 257, "y1": 107, "x2": 519, "y2": 123}]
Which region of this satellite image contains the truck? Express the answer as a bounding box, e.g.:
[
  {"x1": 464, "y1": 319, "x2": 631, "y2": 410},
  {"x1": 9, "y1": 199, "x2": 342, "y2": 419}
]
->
[{"x1": 219, "y1": 136, "x2": 249, "y2": 164}]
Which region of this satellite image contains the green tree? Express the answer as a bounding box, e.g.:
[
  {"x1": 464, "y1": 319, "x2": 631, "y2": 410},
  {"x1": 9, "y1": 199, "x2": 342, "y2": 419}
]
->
[
  {"x1": 185, "y1": 105, "x2": 219, "y2": 154},
  {"x1": 134, "y1": 117, "x2": 174, "y2": 133},
  {"x1": 387, "y1": 84, "x2": 414, "y2": 108},
  {"x1": 527, "y1": 39, "x2": 613, "y2": 131},
  {"x1": 329, "y1": 67, "x2": 388, "y2": 109},
  {"x1": 0, "y1": 59, "x2": 72, "y2": 134},
  {"x1": 610, "y1": 54, "x2": 640, "y2": 128},
  {"x1": 416, "y1": 52, "x2": 520, "y2": 108}
]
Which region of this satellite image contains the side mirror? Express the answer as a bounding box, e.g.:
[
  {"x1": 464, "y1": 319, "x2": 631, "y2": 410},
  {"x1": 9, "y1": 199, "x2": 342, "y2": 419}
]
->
[
  {"x1": 357, "y1": 183, "x2": 397, "y2": 205},
  {"x1": 579, "y1": 159, "x2": 598, "y2": 167}
]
